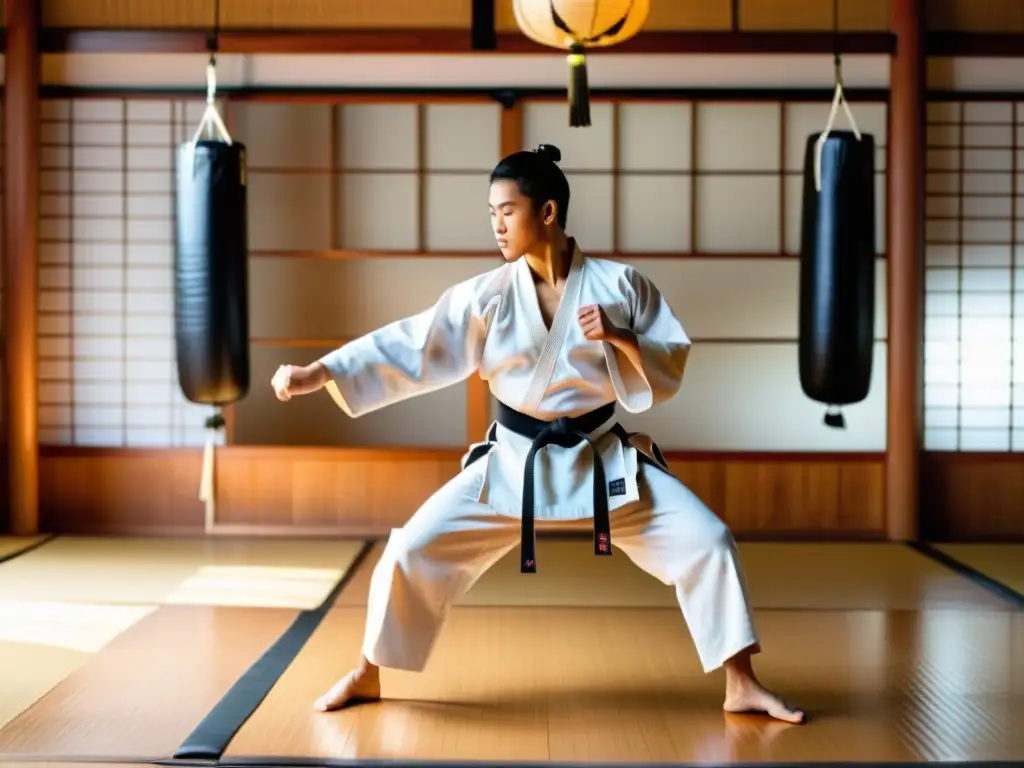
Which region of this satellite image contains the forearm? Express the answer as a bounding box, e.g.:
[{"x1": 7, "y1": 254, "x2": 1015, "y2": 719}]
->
[
  {"x1": 603, "y1": 321, "x2": 689, "y2": 411},
  {"x1": 598, "y1": 271, "x2": 690, "y2": 412},
  {"x1": 296, "y1": 282, "x2": 490, "y2": 414},
  {"x1": 606, "y1": 326, "x2": 645, "y2": 373},
  {"x1": 292, "y1": 361, "x2": 331, "y2": 395}
]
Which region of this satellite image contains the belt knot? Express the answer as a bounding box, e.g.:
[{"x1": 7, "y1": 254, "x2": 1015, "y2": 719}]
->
[{"x1": 549, "y1": 417, "x2": 573, "y2": 437}]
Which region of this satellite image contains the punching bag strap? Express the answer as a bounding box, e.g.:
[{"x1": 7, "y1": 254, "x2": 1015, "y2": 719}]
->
[
  {"x1": 813, "y1": 7, "x2": 863, "y2": 192},
  {"x1": 199, "y1": 410, "x2": 226, "y2": 533},
  {"x1": 814, "y1": 84, "x2": 862, "y2": 192},
  {"x1": 190, "y1": 57, "x2": 232, "y2": 150}
]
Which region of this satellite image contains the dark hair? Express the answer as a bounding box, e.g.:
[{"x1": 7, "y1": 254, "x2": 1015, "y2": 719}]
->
[{"x1": 489, "y1": 144, "x2": 570, "y2": 229}]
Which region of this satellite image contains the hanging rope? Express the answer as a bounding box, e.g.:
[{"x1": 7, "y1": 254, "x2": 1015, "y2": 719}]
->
[
  {"x1": 190, "y1": 0, "x2": 231, "y2": 149},
  {"x1": 190, "y1": 0, "x2": 229, "y2": 534},
  {"x1": 813, "y1": 0, "x2": 862, "y2": 191}
]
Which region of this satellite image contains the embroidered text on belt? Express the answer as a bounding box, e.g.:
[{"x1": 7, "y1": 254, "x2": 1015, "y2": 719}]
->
[{"x1": 495, "y1": 401, "x2": 616, "y2": 574}]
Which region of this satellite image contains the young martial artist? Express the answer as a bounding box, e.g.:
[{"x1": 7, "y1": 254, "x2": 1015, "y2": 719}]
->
[{"x1": 271, "y1": 144, "x2": 805, "y2": 724}]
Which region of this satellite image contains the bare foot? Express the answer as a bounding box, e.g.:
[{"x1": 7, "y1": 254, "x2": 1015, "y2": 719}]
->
[
  {"x1": 314, "y1": 662, "x2": 381, "y2": 712},
  {"x1": 723, "y1": 679, "x2": 805, "y2": 724}
]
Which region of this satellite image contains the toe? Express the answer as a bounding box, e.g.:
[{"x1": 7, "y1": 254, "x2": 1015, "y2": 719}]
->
[
  {"x1": 766, "y1": 697, "x2": 806, "y2": 724},
  {"x1": 774, "y1": 706, "x2": 806, "y2": 724},
  {"x1": 313, "y1": 673, "x2": 355, "y2": 712}
]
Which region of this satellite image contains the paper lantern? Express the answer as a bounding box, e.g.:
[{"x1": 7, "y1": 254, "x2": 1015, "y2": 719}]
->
[{"x1": 513, "y1": 0, "x2": 649, "y2": 127}]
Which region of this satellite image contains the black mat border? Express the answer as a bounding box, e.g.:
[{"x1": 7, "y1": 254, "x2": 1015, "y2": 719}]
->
[
  {"x1": 202, "y1": 757, "x2": 1024, "y2": 768},
  {"x1": 5, "y1": 756, "x2": 1015, "y2": 768},
  {"x1": 0, "y1": 534, "x2": 56, "y2": 565},
  {"x1": 172, "y1": 540, "x2": 377, "y2": 761},
  {"x1": 906, "y1": 541, "x2": 1024, "y2": 608},
  {"x1": 0, "y1": 755, "x2": 172, "y2": 764}
]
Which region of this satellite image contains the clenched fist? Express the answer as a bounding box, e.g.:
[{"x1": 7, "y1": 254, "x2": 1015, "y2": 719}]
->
[
  {"x1": 271, "y1": 365, "x2": 297, "y2": 401},
  {"x1": 271, "y1": 362, "x2": 329, "y2": 402},
  {"x1": 577, "y1": 304, "x2": 618, "y2": 342}
]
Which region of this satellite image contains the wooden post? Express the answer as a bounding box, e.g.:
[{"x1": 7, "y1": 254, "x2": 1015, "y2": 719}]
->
[
  {"x1": 886, "y1": 0, "x2": 925, "y2": 540},
  {"x1": 4, "y1": 0, "x2": 41, "y2": 535}
]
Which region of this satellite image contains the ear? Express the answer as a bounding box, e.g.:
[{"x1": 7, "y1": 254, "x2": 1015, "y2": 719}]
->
[{"x1": 542, "y1": 200, "x2": 558, "y2": 227}]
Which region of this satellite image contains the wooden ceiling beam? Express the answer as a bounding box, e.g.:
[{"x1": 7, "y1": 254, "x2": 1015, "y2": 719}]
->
[
  {"x1": 35, "y1": 28, "x2": 897, "y2": 55},
  {"x1": 0, "y1": 26, "x2": 993, "y2": 57}
]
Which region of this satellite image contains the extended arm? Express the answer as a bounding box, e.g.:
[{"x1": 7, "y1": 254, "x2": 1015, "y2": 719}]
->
[{"x1": 275, "y1": 280, "x2": 490, "y2": 417}]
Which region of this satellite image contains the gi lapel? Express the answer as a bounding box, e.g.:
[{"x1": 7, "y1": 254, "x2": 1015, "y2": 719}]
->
[{"x1": 518, "y1": 244, "x2": 585, "y2": 414}]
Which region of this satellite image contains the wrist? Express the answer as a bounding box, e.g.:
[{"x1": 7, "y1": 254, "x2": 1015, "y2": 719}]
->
[
  {"x1": 607, "y1": 325, "x2": 633, "y2": 345},
  {"x1": 311, "y1": 361, "x2": 330, "y2": 388},
  {"x1": 299, "y1": 361, "x2": 329, "y2": 392}
]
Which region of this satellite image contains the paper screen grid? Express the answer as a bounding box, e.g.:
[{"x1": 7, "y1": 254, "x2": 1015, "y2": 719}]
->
[
  {"x1": 924, "y1": 100, "x2": 1024, "y2": 452},
  {"x1": 37, "y1": 98, "x2": 227, "y2": 448},
  {"x1": 32, "y1": 97, "x2": 892, "y2": 451}
]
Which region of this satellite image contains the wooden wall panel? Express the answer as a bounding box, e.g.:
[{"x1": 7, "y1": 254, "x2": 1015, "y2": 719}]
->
[
  {"x1": 926, "y1": 0, "x2": 1024, "y2": 33},
  {"x1": 739, "y1": 0, "x2": 890, "y2": 31},
  {"x1": 213, "y1": 447, "x2": 461, "y2": 533},
  {"x1": 219, "y1": 0, "x2": 471, "y2": 29},
  {"x1": 43, "y1": 0, "x2": 210, "y2": 28},
  {"x1": 37, "y1": 448, "x2": 886, "y2": 538},
  {"x1": 42, "y1": 0, "x2": 904, "y2": 34},
  {"x1": 671, "y1": 455, "x2": 885, "y2": 535},
  {"x1": 43, "y1": 0, "x2": 472, "y2": 29},
  {"x1": 30, "y1": 0, "x2": 1024, "y2": 38},
  {"x1": 40, "y1": 448, "x2": 206, "y2": 535},
  {"x1": 921, "y1": 453, "x2": 1024, "y2": 541}
]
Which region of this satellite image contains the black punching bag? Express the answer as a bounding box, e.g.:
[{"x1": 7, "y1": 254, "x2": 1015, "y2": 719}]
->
[
  {"x1": 174, "y1": 140, "x2": 250, "y2": 407},
  {"x1": 798, "y1": 130, "x2": 875, "y2": 429}
]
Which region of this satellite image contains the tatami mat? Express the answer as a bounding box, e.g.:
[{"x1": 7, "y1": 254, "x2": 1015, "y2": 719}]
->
[
  {"x1": 0, "y1": 599, "x2": 155, "y2": 730},
  {"x1": 0, "y1": 537, "x2": 364, "y2": 609},
  {"x1": 336, "y1": 540, "x2": 1013, "y2": 611},
  {"x1": 936, "y1": 544, "x2": 1024, "y2": 599},
  {"x1": 0, "y1": 604, "x2": 300, "y2": 760},
  {"x1": 225, "y1": 605, "x2": 1024, "y2": 763},
  {"x1": 0, "y1": 536, "x2": 48, "y2": 562}
]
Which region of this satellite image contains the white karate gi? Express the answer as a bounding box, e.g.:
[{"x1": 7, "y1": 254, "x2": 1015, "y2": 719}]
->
[{"x1": 319, "y1": 244, "x2": 759, "y2": 674}]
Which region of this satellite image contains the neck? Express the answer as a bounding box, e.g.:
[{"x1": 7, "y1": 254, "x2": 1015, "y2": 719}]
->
[{"x1": 524, "y1": 231, "x2": 572, "y2": 288}]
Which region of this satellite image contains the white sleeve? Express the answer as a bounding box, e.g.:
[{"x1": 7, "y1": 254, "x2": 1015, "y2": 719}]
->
[
  {"x1": 318, "y1": 280, "x2": 492, "y2": 418},
  {"x1": 604, "y1": 267, "x2": 691, "y2": 413}
]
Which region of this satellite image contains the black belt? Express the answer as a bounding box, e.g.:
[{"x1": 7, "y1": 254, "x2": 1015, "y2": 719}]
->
[{"x1": 495, "y1": 400, "x2": 620, "y2": 574}]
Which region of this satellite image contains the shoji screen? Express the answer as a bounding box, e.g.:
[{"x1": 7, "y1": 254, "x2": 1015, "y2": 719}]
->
[
  {"x1": 925, "y1": 100, "x2": 1024, "y2": 452},
  {"x1": 39, "y1": 95, "x2": 892, "y2": 453},
  {"x1": 37, "y1": 98, "x2": 223, "y2": 447},
  {"x1": 232, "y1": 102, "x2": 501, "y2": 447}
]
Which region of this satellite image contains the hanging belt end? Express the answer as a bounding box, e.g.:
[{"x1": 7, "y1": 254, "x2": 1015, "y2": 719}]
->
[
  {"x1": 595, "y1": 531, "x2": 612, "y2": 556},
  {"x1": 521, "y1": 557, "x2": 537, "y2": 574}
]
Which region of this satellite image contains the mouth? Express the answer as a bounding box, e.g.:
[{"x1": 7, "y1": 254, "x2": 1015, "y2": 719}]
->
[{"x1": 496, "y1": 239, "x2": 508, "y2": 248}]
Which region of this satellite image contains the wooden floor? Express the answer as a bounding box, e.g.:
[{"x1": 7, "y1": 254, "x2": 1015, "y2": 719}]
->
[{"x1": 0, "y1": 535, "x2": 1020, "y2": 767}]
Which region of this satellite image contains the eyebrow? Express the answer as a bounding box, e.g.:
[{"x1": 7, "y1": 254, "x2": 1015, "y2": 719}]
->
[{"x1": 489, "y1": 200, "x2": 515, "y2": 209}]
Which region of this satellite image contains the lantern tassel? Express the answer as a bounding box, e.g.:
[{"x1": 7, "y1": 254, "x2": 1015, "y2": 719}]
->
[{"x1": 567, "y1": 46, "x2": 590, "y2": 127}]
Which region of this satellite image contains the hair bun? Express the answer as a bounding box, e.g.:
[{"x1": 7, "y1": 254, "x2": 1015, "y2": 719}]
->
[{"x1": 535, "y1": 144, "x2": 562, "y2": 163}]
